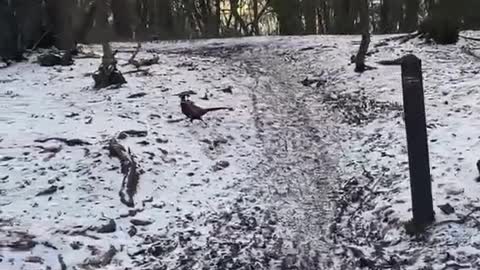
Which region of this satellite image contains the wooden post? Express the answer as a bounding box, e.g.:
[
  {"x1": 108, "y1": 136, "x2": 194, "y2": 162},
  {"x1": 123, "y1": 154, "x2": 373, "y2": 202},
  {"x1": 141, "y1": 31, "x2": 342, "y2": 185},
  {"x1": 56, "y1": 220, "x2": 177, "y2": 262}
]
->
[{"x1": 401, "y1": 54, "x2": 434, "y2": 226}]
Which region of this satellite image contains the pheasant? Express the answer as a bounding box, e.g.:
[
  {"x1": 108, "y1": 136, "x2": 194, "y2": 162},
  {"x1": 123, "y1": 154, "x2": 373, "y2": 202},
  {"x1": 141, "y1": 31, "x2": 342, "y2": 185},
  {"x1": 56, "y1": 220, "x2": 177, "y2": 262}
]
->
[{"x1": 179, "y1": 94, "x2": 231, "y2": 123}]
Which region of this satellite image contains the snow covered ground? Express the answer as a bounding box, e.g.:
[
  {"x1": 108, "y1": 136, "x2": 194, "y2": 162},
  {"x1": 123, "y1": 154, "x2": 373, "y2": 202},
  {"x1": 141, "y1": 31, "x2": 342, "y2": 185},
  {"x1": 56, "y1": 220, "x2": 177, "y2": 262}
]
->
[{"x1": 1, "y1": 33, "x2": 480, "y2": 269}]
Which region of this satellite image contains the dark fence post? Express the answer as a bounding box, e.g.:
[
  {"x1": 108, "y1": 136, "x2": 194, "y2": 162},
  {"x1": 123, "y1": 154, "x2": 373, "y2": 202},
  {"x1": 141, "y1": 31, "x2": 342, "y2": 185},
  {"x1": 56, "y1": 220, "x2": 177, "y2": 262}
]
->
[{"x1": 401, "y1": 54, "x2": 434, "y2": 226}]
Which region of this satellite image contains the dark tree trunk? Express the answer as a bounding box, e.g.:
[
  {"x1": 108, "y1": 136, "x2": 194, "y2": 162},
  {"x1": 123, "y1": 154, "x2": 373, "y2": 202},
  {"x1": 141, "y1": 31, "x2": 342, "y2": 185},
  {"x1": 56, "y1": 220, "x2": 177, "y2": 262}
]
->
[
  {"x1": 111, "y1": 0, "x2": 133, "y2": 39},
  {"x1": 13, "y1": 0, "x2": 43, "y2": 49},
  {"x1": 135, "y1": 0, "x2": 149, "y2": 39},
  {"x1": 156, "y1": 0, "x2": 174, "y2": 38},
  {"x1": 380, "y1": 0, "x2": 401, "y2": 33},
  {"x1": 229, "y1": 0, "x2": 249, "y2": 35},
  {"x1": 420, "y1": 0, "x2": 460, "y2": 44},
  {"x1": 199, "y1": 0, "x2": 217, "y2": 37},
  {"x1": 45, "y1": 0, "x2": 75, "y2": 50},
  {"x1": 320, "y1": 0, "x2": 330, "y2": 33},
  {"x1": 303, "y1": 0, "x2": 317, "y2": 34},
  {"x1": 359, "y1": 0, "x2": 369, "y2": 33},
  {"x1": 215, "y1": 0, "x2": 221, "y2": 36},
  {"x1": 333, "y1": 0, "x2": 355, "y2": 34},
  {"x1": 252, "y1": 0, "x2": 260, "y2": 34},
  {"x1": 75, "y1": 1, "x2": 97, "y2": 43},
  {"x1": 272, "y1": 0, "x2": 303, "y2": 35},
  {"x1": 0, "y1": 1, "x2": 20, "y2": 61},
  {"x1": 403, "y1": 0, "x2": 419, "y2": 32}
]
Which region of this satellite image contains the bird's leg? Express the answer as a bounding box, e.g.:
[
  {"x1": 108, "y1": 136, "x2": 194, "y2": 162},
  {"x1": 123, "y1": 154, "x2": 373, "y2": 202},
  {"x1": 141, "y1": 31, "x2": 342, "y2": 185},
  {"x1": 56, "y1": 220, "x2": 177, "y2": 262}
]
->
[{"x1": 200, "y1": 118, "x2": 208, "y2": 127}]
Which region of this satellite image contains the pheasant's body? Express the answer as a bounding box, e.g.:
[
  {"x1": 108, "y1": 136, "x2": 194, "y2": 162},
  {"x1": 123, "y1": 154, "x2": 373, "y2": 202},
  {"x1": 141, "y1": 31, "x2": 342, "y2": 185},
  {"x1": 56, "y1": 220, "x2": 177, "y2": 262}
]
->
[{"x1": 180, "y1": 98, "x2": 230, "y2": 122}]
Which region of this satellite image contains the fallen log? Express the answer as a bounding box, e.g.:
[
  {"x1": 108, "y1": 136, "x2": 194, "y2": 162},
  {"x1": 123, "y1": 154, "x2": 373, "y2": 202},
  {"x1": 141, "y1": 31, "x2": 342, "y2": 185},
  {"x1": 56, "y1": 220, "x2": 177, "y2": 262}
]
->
[
  {"x1": 124, "y1": 42, "x2": 159, "y2": 68},
  {"x1": 108, "y1": 138, "x2": 139, "y2": 207},
  {"x1": 34, "y1": 137, "x2": 91, "y2": 146},
  {"x1": 37, "y1": 51, "x2": 73, "y2": 67}
]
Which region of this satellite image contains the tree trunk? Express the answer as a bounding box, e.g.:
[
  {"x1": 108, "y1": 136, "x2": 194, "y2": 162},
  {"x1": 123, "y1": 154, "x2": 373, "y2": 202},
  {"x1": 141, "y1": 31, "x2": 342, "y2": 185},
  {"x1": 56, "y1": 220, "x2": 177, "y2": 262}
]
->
[
  {"x1": 0, "y1": 1, "x2": 20, "y2": 61},
  {"x1": 156, "y1": 0, "x2": 174, "y2": 38},
  {"x1": 272, "y1": 0, "x2": 303, "y2": 35},
  {"x1": 321, "y1": 0, "x2": 331, "y2": 33},
  {"x1": 333, "y1": 0, "x2": 355, "y2": 34},
  {"x1": 111, "y1": 0, "x2": 133, "y2": 40},
  {"x1": 215, "y1": 0, "x2": 221, "y2": 36},
  {"x1": 13, "y1": 0, "x2": 43, "y2": 50},
  {"x1": 403, "y1": 0, "x2": 419, "y2": 32},
  {"x1": 380, "y1": 0, "x2": 401, "y2": 33},
  {"x1": 45, "y1": 0, "x2": 75, "y2": 50},
  {"x1": 75, "y1": 1, "x2": 97, "y2": 43},
  {"x1": 359, "y1": 0, "x2": 369, "y2": 33},
  {"x1": 303, "y1": 0, "x2": 317, "y2": 34},
  {"x1": 229, "y1": 0, "x2": 249, "y2": 35},
  {"x1": 252, "y1": 0, "x2": 260, "y2": 35},
  {"x1": 421, "y1": 0, "x2": 460, "y2": 44}
]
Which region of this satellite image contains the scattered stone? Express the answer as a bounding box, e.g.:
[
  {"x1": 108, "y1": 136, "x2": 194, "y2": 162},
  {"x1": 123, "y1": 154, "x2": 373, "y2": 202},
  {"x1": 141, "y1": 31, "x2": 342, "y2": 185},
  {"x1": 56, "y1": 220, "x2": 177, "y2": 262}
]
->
[
  {"x1": 155, "y1": 138, "x2": 169, "y2": 144},
  {"x1": 137, "y1": 140, "x2": 150, "y2": 146},
  {"x1": 128, "y1": 226, "x2": 137, "y2": 237},
  {"x1": 438, "y1": 203, "x2": 455, "y2": 215},
  {"x1": 36, "y1": 185, "x2": 58, "y2": 196},
  {"x1": 0, "y1": 156, "x2": 14, "y2": 162},
  {"x1": 212, "y1": 160, "x2": 230, "y2": 172},
  {"x1": 219, "y1": 86, "x2": 233, "y2": 94},
  {"x1": 24, "y1": 256, "x2": 44, "y2": 264},
  {"x1": 65, "y1": 112, "x2": 79, "y2": 118},
  {"x1": 130, "y1": 219, "x2": 154, "y2": 226},
  {"x1": 127, "y1": 92, "x2": 147, "y2": 99},
  {"x1": 96, "y1": 219, "x2": 116, "y2": 233},
  {"x1": 70, "y1": 241, "x2": 83, "y2": 250},
  {"x1": 152, "y1": 201, "x2": 166, "y2": 209},
  {"x1": 118, "y1": 130, "x2": 148, "y2": 139},
  {"x1": 445, "y1": 186, "x2": 464, "y2": 196}
]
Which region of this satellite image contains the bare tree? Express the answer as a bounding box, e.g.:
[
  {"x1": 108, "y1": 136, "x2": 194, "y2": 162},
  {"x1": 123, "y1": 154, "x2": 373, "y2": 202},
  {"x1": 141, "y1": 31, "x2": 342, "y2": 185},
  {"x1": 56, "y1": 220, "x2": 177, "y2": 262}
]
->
[
  {"x1": 45, "y1": 0, "x2": 75, "y2": 50},
  {"x1": 303, "y1": 0, "x2": 317, "y2": 34},
  {"x1": 111, "y1": 0, "x2": 134, "y2": 40}
]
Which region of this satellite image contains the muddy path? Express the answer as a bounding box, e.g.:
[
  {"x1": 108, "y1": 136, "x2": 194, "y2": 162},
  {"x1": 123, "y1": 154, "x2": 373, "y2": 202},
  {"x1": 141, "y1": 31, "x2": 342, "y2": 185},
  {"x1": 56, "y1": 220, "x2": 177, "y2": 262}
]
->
[
  {"x1": 172, "y1": 39, "x2": 348, "y2": 267},
  {"x1": 236, "y1": 44, "x2": 343, "y2": 264}
]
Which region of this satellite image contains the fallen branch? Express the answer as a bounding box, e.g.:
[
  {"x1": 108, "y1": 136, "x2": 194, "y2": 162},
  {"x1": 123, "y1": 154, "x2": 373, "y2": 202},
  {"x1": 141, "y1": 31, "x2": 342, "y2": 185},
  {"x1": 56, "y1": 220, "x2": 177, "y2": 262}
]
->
[
  {"x1": 167, "y1": 118, "x2": 187, "y2": 123},
  {"x1": 123, "y1": 69, "x2": 151, "y2": 76},
  {"x1": 434, "y1": 207, "x2": 480, "y2": 227},
  {"x1": 126, "y1": 43, "x2": 141, "y2": 66},
  {"x1": 461, "y1": 46, "x2": 480, "y2": 60},
  {"x1": 108, "y1": 138, "x2": 140, "y2": 207},
  {"x1": 58, "y1": 255, "x2": 67, "y2": 270},
  {"x1": 55, "y1": 227, "x2": 101, "y2": 240},
  {"x1": 124, "y1": 42, "x2": 159, "y2": 68},
  {"x1": 34, "y1": 137, "x2": 91, "y2": 146},
  {"x1": 377, "y1": 56, "x2": 404, "y2": 66},
  {"x1": 31, "y1": 30, "x2": 51, "y2": 51},
  {"x1": 460, "y1": 35, "x2": 480, "y2": 42}
]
